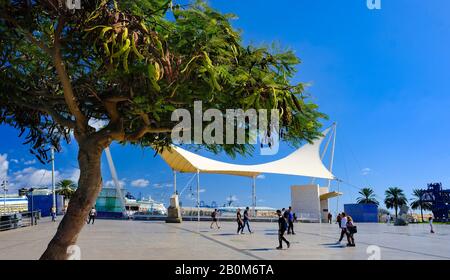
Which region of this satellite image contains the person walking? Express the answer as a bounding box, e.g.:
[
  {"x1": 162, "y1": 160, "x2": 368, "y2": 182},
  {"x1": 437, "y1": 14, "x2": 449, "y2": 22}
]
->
[
  {"x1": 337, "y1": 212, "x2": 349, "y2": 244},
  {"x1": 51, "y1": 207, "x2": 56, "y2": 222},
  {"x1": 241, "y1": 207, "x2": 252, "y2": 233},
  {"x1": 276, "y1": 210, "x2": 290, "y2": 249},
  {"x1": 386, "y1": 213, "x2": 391, "y2": 224},
  {"x1": 429, "y1": 216, "x2": 435, "y2": 233},
  {"x1": 87, "y1": 207, "x2": 97, "y2": 224},
  {"x1": 210, "y1": 209, "x2": 221, "y2": 229},
  {"x1": 287, "y1": 206, "x2": 295, "y2": 235},
  {"x1": 336, "y1": 213, "x2": 342, "y2": 228},
  {"x1": 328, "y1": 212, "x2": 333, "y2": 224},
  {"x1": 236, "y1": 208, "x2": 244, "y2": 234},
  {"x1": 346, "y1": 216, "x2": 356, "y2": 247}
]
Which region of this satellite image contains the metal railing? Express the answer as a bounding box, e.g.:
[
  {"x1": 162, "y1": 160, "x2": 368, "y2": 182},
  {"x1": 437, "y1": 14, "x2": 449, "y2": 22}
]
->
[{"x1": 0, "y1": 210, "x2": 41, "y2": 231}]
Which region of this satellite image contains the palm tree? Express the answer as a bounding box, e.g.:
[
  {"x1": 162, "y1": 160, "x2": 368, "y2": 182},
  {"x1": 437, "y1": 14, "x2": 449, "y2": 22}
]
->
[
  {"x1": 56, "y1": 179, "x2": 77, "y2": 200},
  {"x1": 356, "y1": 187, "x2": 379, "y2": 205},
  {"x1": 410, "y1": 189, "x2": 432, "y2": 222},
  {"x1": 384, "y1": 187, "x2": 408, "y2": 219}
]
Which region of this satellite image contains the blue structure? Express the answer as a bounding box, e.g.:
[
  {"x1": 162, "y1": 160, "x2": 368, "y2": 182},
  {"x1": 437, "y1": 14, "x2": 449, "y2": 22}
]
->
[
  {"x1": 27, "y1": 193, "x2": 64, "y2": 217},
  {"x1": 344, "y1": 203, "x2": 378, "y2": 223},
  {"x1": 421, "y1": 183, "x2": 450, "y2": 222}
]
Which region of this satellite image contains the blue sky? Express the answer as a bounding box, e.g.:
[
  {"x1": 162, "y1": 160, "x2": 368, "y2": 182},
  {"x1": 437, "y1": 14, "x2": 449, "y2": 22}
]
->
[{"x1": 1, "y1": 0, "x2": 450, "y2": 213}]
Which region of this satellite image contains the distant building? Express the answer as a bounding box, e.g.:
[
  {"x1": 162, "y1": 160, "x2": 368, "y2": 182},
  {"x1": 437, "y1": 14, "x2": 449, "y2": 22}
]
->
[
  {"x1": 291, "y1": 184, "x2": 342, "y2": 223},
  {"x1": 344, "y1": 203, "x2": 378, "y2": 223},
  {"x1": 26, "y1": 188, "x2": 64, "y2": 217},
  {"x1": 0, "y1": 195, "x2": 28, "y2": 215}
]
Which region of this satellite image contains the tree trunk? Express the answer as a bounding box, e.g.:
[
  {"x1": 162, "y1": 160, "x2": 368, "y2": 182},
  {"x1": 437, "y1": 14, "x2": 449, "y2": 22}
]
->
[
  {"x1": 40, "y1": 142, "x2": 104, "y2": 260},
  {"x1": 394, "y1": 205, "x2": 398, "y2": 219},
  {"x1": 420, "y1": 207, "x2": 424, "y2": 223}
]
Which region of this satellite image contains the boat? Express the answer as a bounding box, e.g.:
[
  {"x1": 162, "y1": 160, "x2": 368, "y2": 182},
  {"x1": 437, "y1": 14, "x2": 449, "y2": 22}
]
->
[{"x1": 125, "y1": 196, "x2": 167, "y2": 216}]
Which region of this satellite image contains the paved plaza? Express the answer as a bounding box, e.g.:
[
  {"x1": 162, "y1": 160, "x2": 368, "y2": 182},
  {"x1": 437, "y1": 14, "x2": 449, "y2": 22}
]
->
[{"x1": 0, "y1": 217, "x2": 449, "y2": 260}]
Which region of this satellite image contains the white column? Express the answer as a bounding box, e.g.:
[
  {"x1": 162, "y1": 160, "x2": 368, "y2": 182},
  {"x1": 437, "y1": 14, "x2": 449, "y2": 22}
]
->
[
  {"x1": 173, "y1": 170, "x2": 177, "y2": 194},
  {"x1": 197, "y1": 169, "x2": 200, "y2": 222},
  {"x1": 105, "y1": 147, "x2": 126, "y2": 213},
  {"x1": 327, "y1": 123, "x2": 337, "y2": 189}
]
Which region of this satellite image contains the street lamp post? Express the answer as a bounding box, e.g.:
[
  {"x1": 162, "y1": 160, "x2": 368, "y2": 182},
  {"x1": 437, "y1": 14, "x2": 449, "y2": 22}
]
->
[
  {"x1": 51, "y1": 147, "x2": 56, "y2": 218},
  {"x1": 29, "y1": 188, "x2": 34, "y2": 226},
  {"x1": 2, "y1": 180, "x2": 8, "y2": 214}
]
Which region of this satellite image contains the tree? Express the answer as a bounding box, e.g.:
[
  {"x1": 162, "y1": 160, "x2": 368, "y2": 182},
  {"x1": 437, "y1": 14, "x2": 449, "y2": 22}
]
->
[
  {"x1": 410, "y1": 189, "x2": 432, "y2": 222},
  {"x1": 0, "y1": 1, "x2": 326, "y2": 259},
  {"x1": 356, "y1": 187, "x2": 379, "y2": 205},
  {"x1": 56, "y1": 179, "x2": 77, "y2": 200},
  {"x1": 384, "y1": 187, "x2": 408, "y2": 219}
]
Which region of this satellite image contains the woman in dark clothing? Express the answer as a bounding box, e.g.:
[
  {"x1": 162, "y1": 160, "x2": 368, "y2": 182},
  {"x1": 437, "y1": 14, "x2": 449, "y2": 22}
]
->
[
  {"x1": 276, "y1": 210, "x2": 290, "y2": 249},
  {"x1": 336, "y1": 213, "x2": 342, "y2": 228},
  {"x1": 346, "y1": 216, "x2": 356, "y2": 247},
  {"x1": 236, "y1": 208, "x2": 244, "y2": 234}
]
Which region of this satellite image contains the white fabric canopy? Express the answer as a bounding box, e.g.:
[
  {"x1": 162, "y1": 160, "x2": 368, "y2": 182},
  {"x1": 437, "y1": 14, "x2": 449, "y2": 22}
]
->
[{"x1": 159, "y1": 127, "x2": 335, "y2": 180}]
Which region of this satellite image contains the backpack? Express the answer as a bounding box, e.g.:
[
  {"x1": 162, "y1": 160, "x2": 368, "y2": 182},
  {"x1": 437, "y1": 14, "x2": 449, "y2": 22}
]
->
[{"x1": 211, "y1": 211, "x2": 216, "y2": 218}]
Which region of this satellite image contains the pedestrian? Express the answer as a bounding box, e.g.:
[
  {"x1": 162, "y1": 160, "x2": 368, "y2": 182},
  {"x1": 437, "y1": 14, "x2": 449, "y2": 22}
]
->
[
  {"x1": 51, "y1": 207, "x2": 56, "y2": 222},
  {"x1": 34, "y1": 211, "x2": 39, "y2": 225},
  {"x1": 328, "y1": 212, "x2": 332, "y2": 224},
  {"x1": 241, "y1": 207, "x2": 252, "y2": 233},
  {"x1": 236, "y1": 208, "x2": 244, "y2": 234},
  {"x1": 287, "y1": 206, "x2": 295, "y2": 235},
  {"x1": 337, "y1": 212, "x2": 349, "y2": 244},
  {"x1": 282, "y1": 207, "x2": 288, "y2": 220},
  {"x1": 276, "y1": 209, "x2": 290, "y2": 249},
  {"x1": 210, "y1": 209, "x2": 220, "y2": 229},
  {"x1": 429, "y1": 216, "x2": 435, "y2": 233},
  {"x1": 336, "y1": 213, "x2": 342, "y2": 228},
  {"x1": 87, "y1": 207, "x2": 97, "y2": 224},
  {"x1": 386, "y1": 213, "x2": 391, "y2": 224},
  {"x1": 346, "y1": 216, "x2": 356, "y2": 247}
]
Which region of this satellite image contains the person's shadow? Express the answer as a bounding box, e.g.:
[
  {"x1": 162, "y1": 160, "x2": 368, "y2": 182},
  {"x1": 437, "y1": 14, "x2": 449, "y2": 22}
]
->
[
  {"x1": 247, "y1": 248, "x2": 273, "y2": 251},
  {"x1": 321, "y1": 242, "x2": 346, "y2": 248}
]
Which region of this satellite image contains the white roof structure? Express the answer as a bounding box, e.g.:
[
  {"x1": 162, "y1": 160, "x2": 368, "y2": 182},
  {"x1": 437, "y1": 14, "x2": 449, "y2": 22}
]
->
[{"x1": 159, "y1": 127, "x2": 335, "y2": 180}]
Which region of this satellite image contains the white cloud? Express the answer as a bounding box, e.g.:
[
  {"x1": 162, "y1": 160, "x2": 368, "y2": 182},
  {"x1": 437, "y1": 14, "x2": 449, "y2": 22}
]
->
[
  {"x1": 131, "y1": 179, "x2": 150, "y2": 188},
  {"x1": 361, "y1": 168, "x2": 372, "y2": 176},
  {"x1": 104, "y1": 179, "x2": 125, "y2": 188},
  {"x1": 12, "y1": 167, "x2": 60, "y2": 188},
  {"x1": 0, "y1": 154, "x2": 9, "y2": 181},
  {"x1": 153, "y1": 183, "x2": 173, "y2": 189},
  {"x1": 199, "y1": 188, "x2": 206, "y2": 193},
  {"x1": 226, "y1": 195, "x2": 238, "y2": 202},
  {"x1": 257, "y1": 174, "x2": 265, "y2": 179},
  {"x1": 24, "y1": 159, "x2": 37, "y2": 165},
  {"x1": 10, "y1": 159, "x2": 19, "y2": 164},
  {"x1": 64, "y1": 168, "x2": 80, "y2": 183},
  {"x1": 2, "y1": 160, "x2": 80, "y2": 191}
]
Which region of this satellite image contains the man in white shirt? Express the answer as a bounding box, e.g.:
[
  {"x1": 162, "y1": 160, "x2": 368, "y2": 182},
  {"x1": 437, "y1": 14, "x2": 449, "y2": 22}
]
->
[{"x1": 337, "y1": 212, "x2": 348, "y2": 243}]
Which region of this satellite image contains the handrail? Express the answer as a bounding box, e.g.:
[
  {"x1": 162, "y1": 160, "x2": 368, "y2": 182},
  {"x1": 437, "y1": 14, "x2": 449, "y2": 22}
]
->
[{"x1": 0, "y1": 210, "x2": 41, "y2": 231}]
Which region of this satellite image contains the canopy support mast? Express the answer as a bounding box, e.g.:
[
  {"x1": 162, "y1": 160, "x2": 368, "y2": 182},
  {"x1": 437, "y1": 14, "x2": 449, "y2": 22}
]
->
[
  {"x1": 197, "y1": 169, "x2": 200, "y2": 222},
  {"x1": 252, "y1": 176, "x2": 256, "y2": 216}
]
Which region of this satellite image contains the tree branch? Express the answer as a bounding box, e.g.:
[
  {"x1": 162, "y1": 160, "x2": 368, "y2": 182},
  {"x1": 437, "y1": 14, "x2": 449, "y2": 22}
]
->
[
  {"x1": 0, "y1": 12, "x2": 53, "y2": 57},
  {"x1": 7, "y1": 95, "x2": 76, "y2": 129},
  {"x1": 125, "y1": 126, "x2": 173, "y2": 142},
  {"x1": 52, "y1": 17, "x2": 88, "y2": 132}
]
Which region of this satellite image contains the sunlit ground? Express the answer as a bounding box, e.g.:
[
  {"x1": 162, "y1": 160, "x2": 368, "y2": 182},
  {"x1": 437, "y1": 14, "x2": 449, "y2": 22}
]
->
[{"x1": 0, "y1": 217, "x2": 449, "y2": 260}]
